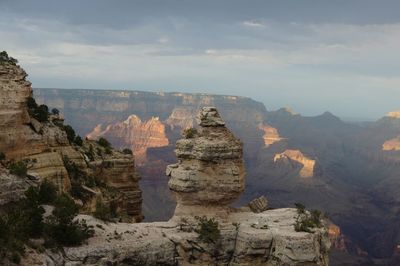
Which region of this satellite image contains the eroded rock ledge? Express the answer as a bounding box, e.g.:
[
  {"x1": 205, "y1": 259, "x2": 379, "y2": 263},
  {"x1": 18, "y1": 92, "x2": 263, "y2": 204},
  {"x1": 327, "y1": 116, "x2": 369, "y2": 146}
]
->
[{"x1": 38, "y1": 107, "x2": 330, "y2": 266}]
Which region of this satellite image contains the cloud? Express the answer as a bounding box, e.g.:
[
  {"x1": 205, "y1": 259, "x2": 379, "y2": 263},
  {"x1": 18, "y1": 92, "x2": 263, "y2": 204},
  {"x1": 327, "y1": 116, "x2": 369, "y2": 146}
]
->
[
  {"x1": 242, "y1": 20, "x2": 267, "y2": 28},
  {"x1": 1, "y1": 2, "x2": 400, "y2": 119}
]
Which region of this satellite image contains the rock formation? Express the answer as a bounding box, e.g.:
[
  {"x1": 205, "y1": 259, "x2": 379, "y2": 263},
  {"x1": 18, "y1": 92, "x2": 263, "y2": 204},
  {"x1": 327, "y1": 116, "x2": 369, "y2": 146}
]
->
[
  {"x1": 165, "y1": 106, "x2": 196, "y2": 130},
  {"x1": 33, "y1": 107, "x2": 330, "y2": 265},
  {"x1": 258, "y1": 123, "x2": 283, "y2": 147},
  {"x1": 86, "y1": 115, "x2": 169, "y2": 164},
  {"x1": 386, "y1": 111, "x2": 400, "y2": 119},
  {"x1": 0, "y1": 59, "x2": 142, "y2": 222},
  {"x1": 382, "y1": 137, "x2": 400, "y2": 151},
  {"x1": 274, "y1": 149, "x2": 316, "y2": 178},
  {"x1": 167, "y1": 106, "x2": 245, "y2": 216}
]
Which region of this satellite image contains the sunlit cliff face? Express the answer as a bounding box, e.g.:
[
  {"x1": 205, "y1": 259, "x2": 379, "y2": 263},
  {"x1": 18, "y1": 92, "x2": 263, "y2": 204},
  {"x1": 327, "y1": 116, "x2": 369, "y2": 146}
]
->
[
  {"x1": 274, "y1": 149, "x2": 316, "y2": 178},
  {"x1": 382, "y1": 137, "x2": 400, "y2": 151},
  {"x1": 386, "y1": 111, "x2": 400, "y2": 119},
  {"x1": 258, "y1": 123, "x2": 283, "y2": 147},
  {"x1": 86, "y1": 114, "x2": 169, "y2": 164}
]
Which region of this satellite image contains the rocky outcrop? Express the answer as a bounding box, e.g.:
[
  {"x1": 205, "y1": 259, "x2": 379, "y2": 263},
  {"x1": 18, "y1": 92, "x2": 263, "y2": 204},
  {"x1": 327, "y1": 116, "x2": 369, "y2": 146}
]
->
[
  {"x1": 0, "y1": 60, "x2": 142, "y2": 221},
  {"x1": 248, "y1": 196, "x2": 269, "y2": 213},
  {"x1": 165, "y1": 106, "x2": 196, "y2": 130},
  {"x1": 382, "y1": 137, "x2": 400, "y2": 151},
  {"x1": 167, "y1": 107, "x2": 245, "y2": 216},
  {"x1": 37, "y1": 107, "x2": 330, "y2": 265},
  {"x1": 386, "y1": 111, "x2": 400, "y2": 119},
  {"x1": 86, "y1": 115, "x2": 169, "y2": 164},
  {"x1": 0, "y1": 165, "x2": 35, "y2": 206},
  {"x1": 274, "y1": 149, "x2": 316, "y2": 178}
]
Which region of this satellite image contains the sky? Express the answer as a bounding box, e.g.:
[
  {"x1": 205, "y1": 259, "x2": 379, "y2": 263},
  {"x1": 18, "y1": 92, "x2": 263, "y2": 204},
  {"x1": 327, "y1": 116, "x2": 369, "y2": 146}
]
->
[{"x1": 1, "y1": 0, "x2": 400, "y2": 120}]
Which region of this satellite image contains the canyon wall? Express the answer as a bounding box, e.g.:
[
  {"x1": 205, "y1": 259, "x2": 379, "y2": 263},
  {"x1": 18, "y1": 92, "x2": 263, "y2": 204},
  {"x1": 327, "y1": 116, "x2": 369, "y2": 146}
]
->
[
  {"x1": 32, "y1": 107, "x2": 330, "y2": 266},
  {"x1": 33, "y1": 89, "x2": 400, "y2": 263},
  {"x1": 0, "y1": 61, "x2": 142, "y2": 222}
]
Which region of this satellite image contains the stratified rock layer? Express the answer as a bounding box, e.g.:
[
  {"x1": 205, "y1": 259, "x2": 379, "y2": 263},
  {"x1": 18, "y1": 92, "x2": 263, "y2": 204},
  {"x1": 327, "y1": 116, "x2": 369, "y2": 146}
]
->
[
  {"x1": 21, "y1": 107, "x2": 330, "y2": 265},
  {"x1": 87, "y1": 115, "x2": 169, "y2": 164},
  {"x1": 167, "y1": 107, "x2": 245, "y2": 215},
  {"x1": 382, "y1": 137, "x2": 400, "y2": 151},
  {"x1": 0, "y1": 61, "x2": 142, "y2": 221},
  {"x1": 258, "y1": 123, "x2": 283, "y2": 147},
  {"x1": 274, "y1": 149, "x2": 316, "y2": 178}
]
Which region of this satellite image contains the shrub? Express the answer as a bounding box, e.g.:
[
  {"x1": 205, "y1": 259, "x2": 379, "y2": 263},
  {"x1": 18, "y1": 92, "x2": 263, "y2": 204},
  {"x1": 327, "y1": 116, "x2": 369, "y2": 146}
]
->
[
  {"x1": 63, "y1": 157, "x2": 87, "y2": 181},
  {"x1": 183, "y1": 127, "x2": 197, "y2": 139},
  {"x1": 0, "y1": 152, "x2": 5, "y2": 161},
  {"x1": 33, "y1": 104, "x2": 49, "y2": 122},
  {"x1": 74, "y1": 135, "x2": 83, "y2": 146},
  {"x1": 122, "y1": 148, "x2": 133, "y2": 155},
  {"x1": 22, "y1": 186, "x2": 46, "y2": 237},
  {"x1": 0, "y1": 51, "x2": 18, "y2": 65},
  {"x1": 294, "y1": 203, "x2": 305, "y2": 214},
  {"x1": 44, "y1": 193, "x2": 94, "y2": 246},
  {"x1": 105, "y1": 147, "x2": 112, "y2": 155},
  {"x1": 26, "y1": 96, "x2": 38, "y2": 109},
  {"x1": 51, "y1": 108, "x2": 60, "y2": 115},
  {"x1": 38, "y1": 180, "x2": 58, "y2": 204},
  {"x1": 97, "y1": 137, "x2": 111, "y2": 148},
  {"x1": 294, "y1": 206, "x2": 323, "y2": 233},
  {"x1": 195, "y1": 216, "x2": 221, "y2": 244},
  {"x1": 63, "y1": 125, "x2": 76, "y2": 143},
  {"x1": 94, "y1": 198, "x2": 113, "y2": 221},
  {"x1": 9, "y1": 161, "x2": 28, "y2": 177}
]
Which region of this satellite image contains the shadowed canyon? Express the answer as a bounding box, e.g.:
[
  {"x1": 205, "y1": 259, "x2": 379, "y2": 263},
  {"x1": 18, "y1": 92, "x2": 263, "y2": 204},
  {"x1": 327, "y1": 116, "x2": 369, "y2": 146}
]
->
[{"x1": 35, "y1": 88, "x2": 400, "y2": 265}]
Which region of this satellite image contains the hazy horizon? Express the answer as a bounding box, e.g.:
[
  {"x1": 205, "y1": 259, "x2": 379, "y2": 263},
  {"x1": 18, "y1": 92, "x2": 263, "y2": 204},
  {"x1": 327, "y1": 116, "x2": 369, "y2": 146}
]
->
[{"x1": 2, "y1": 0, "x2": 400, "y2": 119}]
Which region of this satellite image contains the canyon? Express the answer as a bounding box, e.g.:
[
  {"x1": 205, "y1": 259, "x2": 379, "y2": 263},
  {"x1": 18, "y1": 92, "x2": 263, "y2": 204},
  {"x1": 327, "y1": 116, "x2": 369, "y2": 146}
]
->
[
  {"x1": 35, "y1": 87, "x2": 400, "y2": 265},
  {"x1": 22, "y1": 107, "x2": 330, "y2": 265},
  {"x1": 1, "y1": 56, "x2": 331, "y2": 265},
  {"x1": 0, "y1": 60, "x2": 143, "y2": 222}
]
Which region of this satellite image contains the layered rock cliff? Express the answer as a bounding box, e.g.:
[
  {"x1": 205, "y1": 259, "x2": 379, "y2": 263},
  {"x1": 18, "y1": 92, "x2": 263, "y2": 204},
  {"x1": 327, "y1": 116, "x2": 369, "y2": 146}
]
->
[
  {"x1": 35, "y1": 107, "x2": 330, "y2": 265},
  {"x1": 0, "y1": 58, "x2": 142, "y2": 222},
  {"x1": 258, "y1": 123, "x2": 283, "y2": 147},
  {"x1": 86, "y1": 115, "x2": 169, "y2": 164},
  {"x1": 274, "y1": 149, "x2": 316, "y2": 178}
]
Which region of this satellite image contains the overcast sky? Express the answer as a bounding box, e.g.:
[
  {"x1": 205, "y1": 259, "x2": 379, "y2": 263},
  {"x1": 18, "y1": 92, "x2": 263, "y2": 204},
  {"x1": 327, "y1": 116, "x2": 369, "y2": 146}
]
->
[{"x1": 1, "y1": 0, "x2": 400, "y2": 119}]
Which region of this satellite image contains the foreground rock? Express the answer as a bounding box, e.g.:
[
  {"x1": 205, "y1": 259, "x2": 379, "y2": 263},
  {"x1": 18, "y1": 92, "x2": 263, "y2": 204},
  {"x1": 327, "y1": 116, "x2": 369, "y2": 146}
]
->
[
  {"x1": 35, "y1": 107, "x2": 330, "y2": 265},
  {"x1": 0, "y1": 59, "x2": 142, "y2": 222},
  {"x1": 33, "y1": 208, "x2": 328, "y2": 266}
]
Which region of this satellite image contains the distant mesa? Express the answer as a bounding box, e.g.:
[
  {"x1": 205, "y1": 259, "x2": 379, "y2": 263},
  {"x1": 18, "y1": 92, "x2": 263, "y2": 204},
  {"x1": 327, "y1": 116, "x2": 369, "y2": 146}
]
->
[
  {"x1": 385, "y1": 111, "x2": 400, "y2": 119},
  {"x1": 274, "y1": 149, "x2": 316, "y2": 177}
]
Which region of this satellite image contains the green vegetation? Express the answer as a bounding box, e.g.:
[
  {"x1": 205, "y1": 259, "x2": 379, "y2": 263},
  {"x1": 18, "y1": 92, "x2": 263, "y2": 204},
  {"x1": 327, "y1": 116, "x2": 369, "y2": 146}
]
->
[
  {"x1": 105, "y1": 147, "x2": 112, "y2": 155},
  {"x1": 294, "y1": 203, "x2": 323, "y2": 233},
  {"x1": 74, "y1": 135, "x2": 83, "y2": 146},
  {"x1": 51, "y1": 108, "x2": 60, "y2": 115},
  {"x1": 63, "y1": 125, "x2": 76, "y2": 143},
  {"x1": 38, "y1": 180, "x2": 58, "y2": 204},
  {"x1": 84, "y1": 145, "x2": 95, "y2": 161},
  {"x1": 94, "y1": 198, "x2": 116, "y2": 222},
  {"x1": 294, "y1": 202, "x2": 306, "y2": 214},
  {"x1": 195, "y1": 216, "x2": 221, "y2": 244},
  {"x1": 9, "y1": 161, "x2": 28, "y2": 177},
  {"x1": 26, "y1": 97, "x2": 50, "y2": 122},
  {"x1": 183, "y1": 127, "x2": 198, "y2": 139},
  {"x1": 45, "y1": 193, "x2": 94, "y2": 246},
  {"x1": 122, "y1": 148, "x2": 133, "y2": 155},
  {"x1": 0, "y1": 182, "x2": 93, "y2": 263},
  {"x1": 0, "y1": 51, "x2": 18, "y2": 65},
  {"x1": 97, "y1": 137, "x2": 111, "y2": 148},
  {"x1": 0, "y1": 152, "x2": 5, "y2": 161}
]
